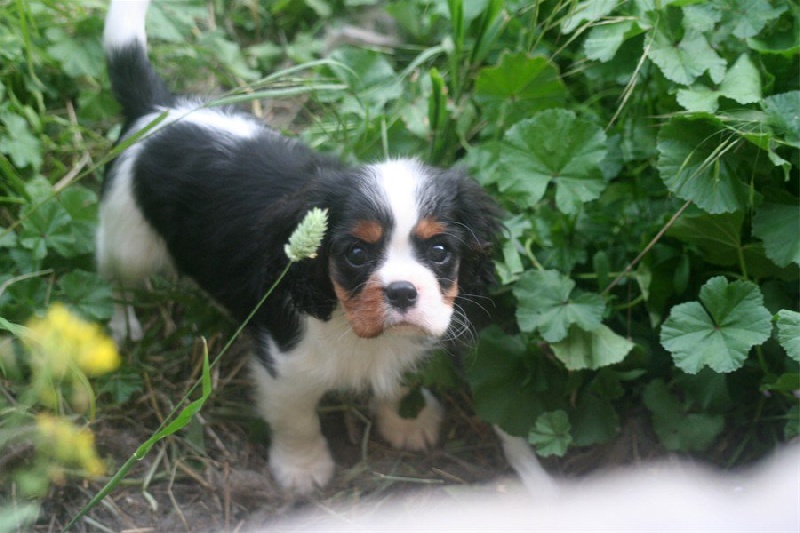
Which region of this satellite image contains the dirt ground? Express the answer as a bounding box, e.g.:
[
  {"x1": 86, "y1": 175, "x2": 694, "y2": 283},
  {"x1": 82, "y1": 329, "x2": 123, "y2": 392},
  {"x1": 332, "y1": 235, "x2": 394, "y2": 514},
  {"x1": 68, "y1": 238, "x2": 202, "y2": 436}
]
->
[{"x1": 27, "y1": 328, "x2": 670, "y2": 533}]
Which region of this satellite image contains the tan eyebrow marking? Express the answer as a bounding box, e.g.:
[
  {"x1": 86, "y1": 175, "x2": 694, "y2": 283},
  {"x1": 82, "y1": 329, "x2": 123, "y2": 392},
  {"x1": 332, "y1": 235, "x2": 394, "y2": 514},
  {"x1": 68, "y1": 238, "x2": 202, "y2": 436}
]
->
[
  {"x1": 414, "y1": 217, "x2": 447, "y2": 239},
  {"x1": 351, "y1": 220, "x2": 384, "y2": 243}
]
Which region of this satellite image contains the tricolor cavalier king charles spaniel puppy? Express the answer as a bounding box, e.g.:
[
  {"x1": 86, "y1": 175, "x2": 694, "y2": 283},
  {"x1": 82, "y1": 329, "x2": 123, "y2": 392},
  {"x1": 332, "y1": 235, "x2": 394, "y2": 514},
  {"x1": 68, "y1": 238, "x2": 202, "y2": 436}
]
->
[{"x1": 98, "y1": 0, "x2": 502, "y2": 493}]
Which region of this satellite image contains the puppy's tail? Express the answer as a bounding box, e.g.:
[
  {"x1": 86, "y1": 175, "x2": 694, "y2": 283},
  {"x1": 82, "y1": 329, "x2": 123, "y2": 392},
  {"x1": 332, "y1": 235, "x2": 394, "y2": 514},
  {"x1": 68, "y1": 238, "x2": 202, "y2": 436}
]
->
[{"x1": 104, "y1": 0, "x2": 174, "y2": 122}]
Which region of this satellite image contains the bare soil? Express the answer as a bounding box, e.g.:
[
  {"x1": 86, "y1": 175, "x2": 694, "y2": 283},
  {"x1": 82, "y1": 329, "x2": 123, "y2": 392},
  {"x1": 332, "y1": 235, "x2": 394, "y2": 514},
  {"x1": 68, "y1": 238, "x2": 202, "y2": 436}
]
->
[{"x1": 27, "y1": 328, "x2": 669, "y2": 533}]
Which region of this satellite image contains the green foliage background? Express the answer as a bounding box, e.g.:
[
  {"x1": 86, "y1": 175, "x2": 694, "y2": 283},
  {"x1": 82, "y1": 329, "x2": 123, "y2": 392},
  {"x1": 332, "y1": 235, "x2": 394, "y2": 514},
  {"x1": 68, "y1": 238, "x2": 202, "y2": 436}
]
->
[{"x1": 1, "y1": 0, "x2": 798, "y2": 474}]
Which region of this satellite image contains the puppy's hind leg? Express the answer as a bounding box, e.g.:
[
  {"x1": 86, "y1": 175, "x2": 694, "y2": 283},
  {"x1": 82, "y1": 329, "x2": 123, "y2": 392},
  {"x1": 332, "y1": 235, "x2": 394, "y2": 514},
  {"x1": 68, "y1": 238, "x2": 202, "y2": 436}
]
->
[{"x1": 96, "y1": 155, "x2": 173, "y2": 343}]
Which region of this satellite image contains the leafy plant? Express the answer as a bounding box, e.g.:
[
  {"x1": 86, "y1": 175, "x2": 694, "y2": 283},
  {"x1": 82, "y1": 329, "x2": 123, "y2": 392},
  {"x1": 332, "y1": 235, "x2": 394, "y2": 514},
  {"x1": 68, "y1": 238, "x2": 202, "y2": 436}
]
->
[
  {"x1": 339, "y1": 0, "x2": 797, "y2": 461},
  {"x1": 1, "y1": 1, "x2": 797, "y2": 528}
]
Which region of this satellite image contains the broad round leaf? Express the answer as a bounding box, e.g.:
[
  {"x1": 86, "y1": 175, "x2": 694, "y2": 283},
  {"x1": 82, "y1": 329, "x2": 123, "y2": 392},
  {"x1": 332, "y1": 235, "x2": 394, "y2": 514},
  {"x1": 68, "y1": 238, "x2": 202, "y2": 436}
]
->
[
  {"x1": 660, "y1": 276, "x2": 772, "y2": 373},
  {"x1": 657, "y1": 118, "x2": 750, "y2": 214},
  {"x1": 513, "y1": 269, "x2": 604, "y2": 342},
  {"x1": 649, "y1": 31, "x2": 726, "y2": 86},
  {"x1": 475, "y1": 53, "x2": 566, "y2": 115},
  {"x1": 763, "y1": 91, "x2": 800, "y2": 148},
  {"x1": 643, "y1": 380, "x2": 725, "y2": 453},
  {"x1": 676, "y1": 54, "x2": 761, "y2": 113},
  {"x1": 500, "y1": 109, "x2": 608, "y2": 213},
  {"x1": 753, "y1": 202, "x2": 800, "y2": 268},
  {"x1": 584, "y1": 21, "x2": 634, "y2": 63},
  {"x1": 467, "y1": 327, "x2": 545, "y2": 437},
  {"x1": 528, "y1": 410, "x2": 572, "y2": 457},
  {"x1": 776, "y1": 310, "x2": 800, "y2": 363},
  {"x1": 550, "y1": 324, "x2": 634, "y2": 371}
]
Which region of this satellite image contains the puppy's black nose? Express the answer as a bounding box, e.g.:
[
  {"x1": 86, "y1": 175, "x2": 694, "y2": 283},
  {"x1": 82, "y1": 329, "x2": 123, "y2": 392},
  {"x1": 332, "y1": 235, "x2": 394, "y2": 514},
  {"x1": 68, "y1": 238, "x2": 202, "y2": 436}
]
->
[{"x1": 384, "y1": 281, "x2": 417, "y2": 311}]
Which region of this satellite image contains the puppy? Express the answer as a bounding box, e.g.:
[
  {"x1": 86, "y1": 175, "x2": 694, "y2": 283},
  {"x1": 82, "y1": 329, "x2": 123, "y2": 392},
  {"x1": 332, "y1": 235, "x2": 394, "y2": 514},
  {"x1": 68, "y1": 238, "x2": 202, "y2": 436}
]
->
[{"x1": 97, "y1": 0, "x2": 502, "y2": 494}]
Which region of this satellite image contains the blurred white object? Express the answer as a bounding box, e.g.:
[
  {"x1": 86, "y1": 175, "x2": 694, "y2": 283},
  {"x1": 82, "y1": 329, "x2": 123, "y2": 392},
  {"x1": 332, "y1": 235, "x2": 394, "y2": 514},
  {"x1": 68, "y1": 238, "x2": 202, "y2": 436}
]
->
[{"x1": 267, "y1": 444, "x2": 800, "y2": 532}]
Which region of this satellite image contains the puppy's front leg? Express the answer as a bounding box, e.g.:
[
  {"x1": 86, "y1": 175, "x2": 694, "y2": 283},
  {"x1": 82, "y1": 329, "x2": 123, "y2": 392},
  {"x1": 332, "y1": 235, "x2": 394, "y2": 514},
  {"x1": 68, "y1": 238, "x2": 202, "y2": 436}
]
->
[
  {"x1": 249, "y1": 360, "x2": 334, "y2": 494},
  {"x1": 372, "y1": 387, "x2": 444, "y2": 451}
]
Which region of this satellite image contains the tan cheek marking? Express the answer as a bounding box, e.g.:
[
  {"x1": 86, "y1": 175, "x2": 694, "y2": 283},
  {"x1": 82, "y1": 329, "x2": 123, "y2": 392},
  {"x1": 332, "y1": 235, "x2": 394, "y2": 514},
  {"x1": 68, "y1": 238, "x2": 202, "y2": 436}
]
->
[
  {"x1": 414, "y1": 217, "x2": 447, "y2": 240},
  {"x1": 333, "y1": 276, "x2": 386, "y2": 338},
  {"x1": 443, "y1": 281, "x2": 459, "y2": 307},
  {"x1": 351, "y1": 220, "x2": 383, "y2": 244}
]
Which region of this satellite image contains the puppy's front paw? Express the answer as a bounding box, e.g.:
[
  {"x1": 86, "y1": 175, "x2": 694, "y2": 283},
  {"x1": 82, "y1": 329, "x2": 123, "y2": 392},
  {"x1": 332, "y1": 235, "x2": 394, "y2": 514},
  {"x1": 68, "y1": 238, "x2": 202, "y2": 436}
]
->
[
  {"x1": 373, "y1": 389, "x2": 444, "y2": 451},
  {"x1": 269, "y1": 437, "x2": 335, "y2": 494}
]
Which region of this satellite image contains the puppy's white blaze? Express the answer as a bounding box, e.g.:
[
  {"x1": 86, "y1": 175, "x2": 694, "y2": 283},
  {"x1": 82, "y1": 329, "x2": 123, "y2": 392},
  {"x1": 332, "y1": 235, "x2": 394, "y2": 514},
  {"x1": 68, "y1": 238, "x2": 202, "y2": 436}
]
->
[
  {"x1": 372, "y1": 158, "x2": 422, "y2": 260},
  {"x1": 104, "y1": 0, "x2": 151, "y2": 50},
  {"x1": 370, "y1": 159, "x2": 453, "y2": 336},
  {"x1": 97, "y1": 152, "x2": 173, "y2": 282}
]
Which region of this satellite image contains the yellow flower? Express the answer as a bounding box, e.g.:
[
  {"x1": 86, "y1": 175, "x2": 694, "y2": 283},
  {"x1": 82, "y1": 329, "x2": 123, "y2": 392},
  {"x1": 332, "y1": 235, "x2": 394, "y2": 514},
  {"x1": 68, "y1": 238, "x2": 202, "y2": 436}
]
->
[
  {"x1": 36, "y1": 414, "x2": 106, "y2": 478},
  {"x1": 77, "y1": 335, "x2": 120, "y2": 375},
  {"x1": 25, "y1": 303, "x2": 120, "y2": 377}
]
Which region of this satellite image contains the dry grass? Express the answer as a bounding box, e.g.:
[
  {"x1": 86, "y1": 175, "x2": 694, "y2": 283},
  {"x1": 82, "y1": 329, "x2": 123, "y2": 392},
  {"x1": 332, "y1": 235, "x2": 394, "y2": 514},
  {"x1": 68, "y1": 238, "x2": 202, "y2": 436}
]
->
[{"x1": 28, "y1": 296, "x2": 514, "y2": 532}]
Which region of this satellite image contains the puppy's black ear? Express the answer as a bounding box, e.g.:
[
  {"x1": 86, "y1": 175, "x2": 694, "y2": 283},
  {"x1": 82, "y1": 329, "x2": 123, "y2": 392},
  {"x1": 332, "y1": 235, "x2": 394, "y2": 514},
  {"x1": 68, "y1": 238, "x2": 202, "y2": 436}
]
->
[
  {"x1": 452, "y1": 170, "x2": 504, "y2": 305},
  {"x1": 287, "y1": 238, "x2": 337, "y2": 320}
]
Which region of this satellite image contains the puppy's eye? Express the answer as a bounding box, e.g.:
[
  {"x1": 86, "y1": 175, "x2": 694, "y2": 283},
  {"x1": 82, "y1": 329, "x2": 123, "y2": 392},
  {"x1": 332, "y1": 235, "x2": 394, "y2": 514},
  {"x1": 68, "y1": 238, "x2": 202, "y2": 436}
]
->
[
  {"x1": 429, "y1": 243, "x2": 451, "y2": 264},
  {"x1": 346, "y1": 244, "x2": 369, "y2": 267}
]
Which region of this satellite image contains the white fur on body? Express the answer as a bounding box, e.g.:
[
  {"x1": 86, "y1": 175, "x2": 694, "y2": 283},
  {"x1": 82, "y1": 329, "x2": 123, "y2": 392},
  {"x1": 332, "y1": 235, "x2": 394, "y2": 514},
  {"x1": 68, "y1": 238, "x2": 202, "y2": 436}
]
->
[{"x1": 249, "y1": 320, "x2": 442, "y2": 492}]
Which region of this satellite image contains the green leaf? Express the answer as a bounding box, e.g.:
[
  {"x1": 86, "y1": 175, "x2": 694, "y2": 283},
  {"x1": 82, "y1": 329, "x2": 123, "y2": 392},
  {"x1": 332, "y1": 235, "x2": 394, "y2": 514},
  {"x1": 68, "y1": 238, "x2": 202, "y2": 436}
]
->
[
  {"x1": 776, "y1": 310, "x2": 800, "y2": 363},
  {"x1": 147, "y1": 0, "x2": 206, "y2": 42},
  {"x1": 561, "y1": 0, "x2": 618, "y2": 34},
  {"x1": 513, "y1": 270, "x2": 605, "y2": 343},
  {"x1": 763, "y1": 91, "x2": 800, "y2": 148},
  {"x1": 762, "y1": 373, "x2": 800, "y2": 393},
  {"x1": 752, "y1": 202, "x2": 800, "y2": 268},
  {"x1": 584, "y1": 21, "x2": 634, "y2": 63},
  {"x1": 643, "y1": 379, "x2": 724, "y2": 453},
  {"x1": 666, "y1": 210, "x2": 744, "y2": 266},
  {"x1": 0, "y1": 111, "x2": 41, "y2": 171},
  {"x1": 656, "y1": 118, "x2": 749, "y2": 214},
  {"x1": 682, "y1": 4, "x2": 721, "y2": 33},
  {"x1": 676, "y1": 55, "x2": 761, "y2": 112},
  {"x1": 676, "y1": 86, "x2": 719, "y2": 113},
  {"x1": 18, "y1": 199, "x2": 72, "y2": 261},
  {"x1": 467, "y1": 327, "x2": 551, "y2": 437},
  {"x1": 136, "y1": 346, "x2": 212, "y2": 457},
  {"x1": 718, "y1": 0, "x2": 787, "y2": 39},
  {"x1": 550, "y1": 324, "x2": 634, "y2": 371},
  {"x1": 475, "y1": 53, "x2": 566, "y2": 117},
  {"x1": 660, "y1": 276, "x2": 773, "y2": 373},
  {"x1": 649, "y1": 31, "x2": 726, "y2": 86},
  {"x1": 0, "y1": 503, "x2": 39, "y2": 532},
  {"x1": 496, "y1": 215, "x2": 531, "y2": 285},
  {"x1": 46, "y1": 33, "x2": 104, "y2": 79},
  {"x1": 0, "y1": 317, "x2": 28, "y2": 337},
  {"x1": 785, "y1": 405, "x2": 800, "y2": 440},
  {"x1": 528, "y1": 410, "x2": 571, "y2": 457},
  {"x1": 570, "y1": 392, "x2": 619, "y2": 446},
  {"x1": 326, "y1": 48, "x2": 401, "y2": 112},
  {"x1": 499, "y1": 110, "x2": 608, "y2": 214},
  {"x1": 98, "y1": 370, "x2": 145, "y2": 405},
  {"x1": 719, "y1": 55, "x2": 761, "y2": 104},
  {"x1": 58, "y1": 185, "x2": 98, "y2": 257},
  {"x1": 55, "y1": 271, "x2": 113, "y2": 322}
]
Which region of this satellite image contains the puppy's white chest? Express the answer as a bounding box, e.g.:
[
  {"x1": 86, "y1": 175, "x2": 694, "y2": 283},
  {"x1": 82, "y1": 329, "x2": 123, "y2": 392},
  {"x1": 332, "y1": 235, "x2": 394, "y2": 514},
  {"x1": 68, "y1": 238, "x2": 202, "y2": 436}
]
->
[{"x1": 273, "y1": 310, "x2": 431, "y2": 397}]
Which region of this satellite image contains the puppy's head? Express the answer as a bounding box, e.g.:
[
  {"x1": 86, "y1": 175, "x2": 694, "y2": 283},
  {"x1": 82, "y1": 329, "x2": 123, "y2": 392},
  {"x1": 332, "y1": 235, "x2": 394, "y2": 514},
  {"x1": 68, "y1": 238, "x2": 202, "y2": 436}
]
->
[{"x1": 301, "y1": 159, "x2": 502, "y2": 339}]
